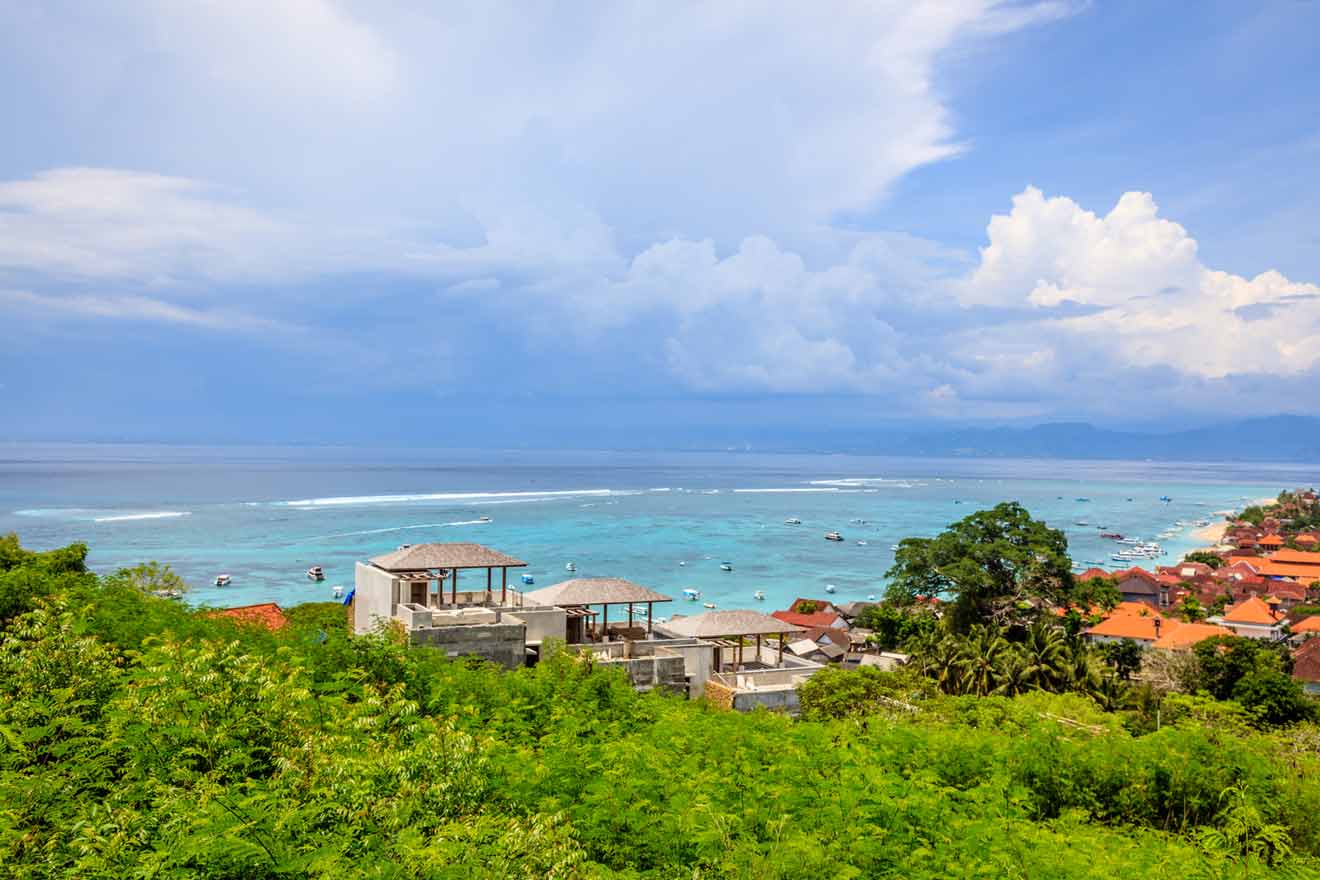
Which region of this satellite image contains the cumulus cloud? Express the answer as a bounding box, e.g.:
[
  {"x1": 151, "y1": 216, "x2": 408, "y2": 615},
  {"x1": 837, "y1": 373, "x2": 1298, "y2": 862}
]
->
[{"x1": 958, "y1": 186, "x2": 1320, "y2": 379}]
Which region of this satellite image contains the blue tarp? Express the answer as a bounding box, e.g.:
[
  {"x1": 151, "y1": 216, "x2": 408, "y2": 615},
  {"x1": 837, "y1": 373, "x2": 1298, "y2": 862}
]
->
[{"x1": 342, "y1": 588, "x2": 355, "y2": 605}]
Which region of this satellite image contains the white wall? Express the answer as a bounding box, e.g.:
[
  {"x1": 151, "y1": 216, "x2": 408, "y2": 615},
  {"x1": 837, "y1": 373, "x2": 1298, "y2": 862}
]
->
[{"x1": 353, "y1": 562, "x2": 398, "y2": 634}]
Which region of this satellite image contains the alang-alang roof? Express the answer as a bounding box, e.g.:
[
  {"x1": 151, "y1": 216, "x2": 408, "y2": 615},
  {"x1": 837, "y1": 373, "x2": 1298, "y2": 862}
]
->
[
  {"x1": 369, "y1": 542, "x2": 527, "y2": 572},
  {"x1": 523, "y1": 577, "x2": 671, "y2": 606}
]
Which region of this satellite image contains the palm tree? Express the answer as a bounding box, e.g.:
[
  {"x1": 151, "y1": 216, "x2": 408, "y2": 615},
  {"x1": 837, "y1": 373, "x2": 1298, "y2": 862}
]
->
[
  {"x1": 955, "y1": 625, "x2": 1010, "y2": 696},
  {"x1": 993, "y1": 646, "x2": 1030, "y2": 696},
  {"x1": 1019, "y1": 620, "x2": 1068, "y2": 692}
]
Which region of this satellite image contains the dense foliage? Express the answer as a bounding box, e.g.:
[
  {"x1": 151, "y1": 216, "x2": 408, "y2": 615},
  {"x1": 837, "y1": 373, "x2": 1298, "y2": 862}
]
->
[{"x1": 2, "y1": 535, "x2": 1319, "y2": 878}]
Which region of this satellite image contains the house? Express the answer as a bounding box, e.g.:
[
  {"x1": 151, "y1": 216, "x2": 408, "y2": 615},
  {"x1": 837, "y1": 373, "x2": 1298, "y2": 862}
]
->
[
  {"x1": 1152, "y1": 622, "x2": 1230, "y2": 651},
  {"x1": 1289, "y1": 615, "x2": 1320, "y2": 640},
  {"x1": 1266, "y1": 581, "x2": 1309, "y2": 611},
  {"x1": 1085, "y1": 605, "x2": 1171, "y2": 646},
  {"x1": 211, "y1": 602, "x2": 288, "y2": 631},
  {"x1": 1110, "y1": 568, "x2": 1167, "y2": 609},
  {"x1": 1259, "y1": 534, "x2": 1285, "y2": 550},
  {"x1": 1210, "y1": 596, "x2": 1286, "y2": 641},
  {"x1": 1293, "y1": 638, "x2": 1320, "y2": 696},
  {"x1": 788, "y1": 597, "x2": 841, "y2": 615}
]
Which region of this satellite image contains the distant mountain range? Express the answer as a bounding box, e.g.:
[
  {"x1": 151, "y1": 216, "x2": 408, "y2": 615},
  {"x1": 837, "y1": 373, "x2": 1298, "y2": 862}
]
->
[{"x1": 859, "y1": 416, "x2": 1320, "y2": 461}]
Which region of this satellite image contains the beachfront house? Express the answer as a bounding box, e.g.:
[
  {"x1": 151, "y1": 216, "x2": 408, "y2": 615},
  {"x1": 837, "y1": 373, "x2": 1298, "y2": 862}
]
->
[{"x1": 351, "y1": 542, "x2": 567, "y2": 669}]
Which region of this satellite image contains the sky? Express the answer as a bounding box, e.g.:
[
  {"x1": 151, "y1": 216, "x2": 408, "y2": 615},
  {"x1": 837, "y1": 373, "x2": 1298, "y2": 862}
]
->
[{"x1": 2, "y1": 0, "x2": 1319, "y2": 447}]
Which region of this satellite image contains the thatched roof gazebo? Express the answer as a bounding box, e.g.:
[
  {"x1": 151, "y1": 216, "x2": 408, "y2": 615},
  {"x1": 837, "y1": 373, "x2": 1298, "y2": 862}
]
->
[
  {"x1": 524, "y1": 577, "x2": 672, "y2": 640},
  {"x1": 662, "y1": 609, "x2": 804, "y2": 666},
  {"x1": 368, "y1": 542, "x2": 527, "y2": 605}
]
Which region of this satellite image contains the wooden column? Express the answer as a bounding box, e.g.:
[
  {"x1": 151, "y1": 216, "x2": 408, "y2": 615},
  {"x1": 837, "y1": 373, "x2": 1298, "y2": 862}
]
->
[
  {"x1": 647, "y1": 602, "x2": 653, "y2": 637},
  {"x1": 501, "y1": 567, "x2": 507, "y2": 603},
  {"x1": 451, "y1": 568, "x2": 458, "y2": 605},
  {"x1": 601, "y1": 604, "x2": 608, "y2": 642},
  {"x1": 486, "y1": 568, "x2": 492, "y2": 605},
  {"x1": 756, "y1": 633, "x2": 762, "y2": 664},
  {"x1": 628, "y1": 603, "x2": 634, "y2": 628}
]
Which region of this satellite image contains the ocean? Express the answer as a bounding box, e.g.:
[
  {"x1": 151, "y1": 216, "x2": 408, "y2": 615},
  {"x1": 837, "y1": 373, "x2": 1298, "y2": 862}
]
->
[{"x1": 1, "y1": 444, "x2": 1309, "y2": 613}]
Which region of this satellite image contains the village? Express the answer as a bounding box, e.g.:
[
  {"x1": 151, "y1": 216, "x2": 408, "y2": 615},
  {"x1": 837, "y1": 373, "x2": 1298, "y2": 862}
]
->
[{"x1": 204, "y1": 489, "x2": 1320, "y2": 710}]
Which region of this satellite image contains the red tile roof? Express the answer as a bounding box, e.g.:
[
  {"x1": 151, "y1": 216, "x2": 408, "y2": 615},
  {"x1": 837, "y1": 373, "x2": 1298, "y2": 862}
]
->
[
  {"x1": 772, "y1": 610, "x2": 847, "y2": 630},
  {"x1": 211, "y1": 602, "x2": 288, "y2": 631},
  {"x1": 1293, "y1": 638, "x2": 1320, "y2": 683}
]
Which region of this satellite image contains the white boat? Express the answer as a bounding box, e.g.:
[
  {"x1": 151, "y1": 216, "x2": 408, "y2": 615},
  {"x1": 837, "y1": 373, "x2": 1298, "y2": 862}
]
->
[
  {"x1": 856, "y1": 540, "x2": 868, "y2": 546},
  {"x1": 824, "y1": 531, "x2": 844, "y2": 542},
  {"x1": 785, "y1": 517, "x2": 802, "y2": 525},
  {"x1": 152, "y1": 588, "x2": 183, "y2": 600},
  {"x1": 682, "y1": 588, "x2": 701, "y2": 601},
  {"x1": 824, "y1": 584, "x2": 836, "y2": 593},
  {"x1": 720, "y1": 562, "x2": 733, "y2": 571},
  {"x1": 889, "y1": 544, "x2": 900, "y2": 551},
  {"x1": 753, "y1": 590, "x2": 765, "y2": 601},
  {"x1": 307, "y1": 566, "x2": 325, "y2": 581},
  {"x1": 214, "y1": 574, "x2": 231, "y2": 587},
  {"x1": 478, "y1": 515, "x2": 492, "y2": 523},
  {"x1": 703, "y1": 602, "x2": 716, "y2": 609},
  {"x1": 679, "y1": 561, "x2": 686, "y2": 566},
  {"x1": 866, "y1": 594, "x2": 877, "y2": 601},
  {"x1": 332, "y1": 585, "x2": 344, "y2": 599},
  {"x1": 565, "y1": 561, "x2": 576, "y2": 572}
]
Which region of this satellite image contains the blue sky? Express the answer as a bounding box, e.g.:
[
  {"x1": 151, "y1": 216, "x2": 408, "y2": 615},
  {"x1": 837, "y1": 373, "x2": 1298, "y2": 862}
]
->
[{"x1": 2, "y1": 1, "x2": 1318, "y2": 445}]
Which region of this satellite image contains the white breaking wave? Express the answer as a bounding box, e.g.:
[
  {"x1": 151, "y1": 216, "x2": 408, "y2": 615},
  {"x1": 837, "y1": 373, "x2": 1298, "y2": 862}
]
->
[
  {"x1": 809, "y1": 477, "x2": 926, "y2": 489},
  {"x1": 732, "y1": 487, "x2": 843, "y2": 493},
  {"x1": 94, "y1": 511, "x2": 191, "y2": 523},
  {"x1": 281, "y1": 489, "x2": 613, "y2": 507},
  {"x1": 310, "y1": 519, "x2": 488, "y2": 540},
  {"x1": 14, "y1": 508, "x2": 191, "y2": 523}
]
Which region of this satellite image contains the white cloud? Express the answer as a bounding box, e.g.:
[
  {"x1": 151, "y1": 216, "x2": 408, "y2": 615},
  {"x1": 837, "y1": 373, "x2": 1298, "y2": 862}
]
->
[
  {"x1": 958, "y1": 187, "x2": 1320, "y2": 379},
  {"x1": 0, "y1": 289, "x2": 291, "y2": 334}
]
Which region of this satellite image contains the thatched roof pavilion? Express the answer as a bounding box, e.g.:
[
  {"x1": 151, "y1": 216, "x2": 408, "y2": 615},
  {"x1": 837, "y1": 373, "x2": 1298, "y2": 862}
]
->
[
  {"x1": 662, "y1": 609, "x2": 804, "y2": 666},
  {"x1": 367, "y1": 542, "x2": 527, "y2": 605},
  {"x1": 525, "y1": 577, "x2": 672, "y2": 640}
]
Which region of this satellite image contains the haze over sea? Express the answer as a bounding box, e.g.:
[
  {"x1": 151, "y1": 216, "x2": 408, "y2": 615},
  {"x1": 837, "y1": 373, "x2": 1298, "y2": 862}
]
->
[{"x1": 2, "y1": 444, "x2": 1309, "y2": 612}]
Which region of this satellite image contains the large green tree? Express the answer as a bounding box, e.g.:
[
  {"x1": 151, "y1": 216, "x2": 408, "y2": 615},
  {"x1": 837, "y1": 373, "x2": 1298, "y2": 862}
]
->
[{"x1": 885, "y1": 502, "x2": 1075, "y2": 632}]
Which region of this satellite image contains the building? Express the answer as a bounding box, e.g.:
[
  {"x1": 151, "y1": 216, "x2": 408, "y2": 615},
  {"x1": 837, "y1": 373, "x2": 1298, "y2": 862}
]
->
[
  {"x1": 1085, "y1": 605, "x2": 1170, "y2": 646},
  {"x1": 1210, "y1": 596, "x2": 1286, "y2": 641},
  {"x1": 1293, "y1": 638, "x2": 1320, "y2": 696}
]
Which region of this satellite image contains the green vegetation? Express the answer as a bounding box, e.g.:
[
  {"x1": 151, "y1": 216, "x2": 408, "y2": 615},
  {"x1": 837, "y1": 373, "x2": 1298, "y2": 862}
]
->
[
  {"x1": 1185, "y1": 551, "x2": 1225, "y2": 569},
  {"x1": 2, "y1": 533, "x2": 1319, "y2": 878}
]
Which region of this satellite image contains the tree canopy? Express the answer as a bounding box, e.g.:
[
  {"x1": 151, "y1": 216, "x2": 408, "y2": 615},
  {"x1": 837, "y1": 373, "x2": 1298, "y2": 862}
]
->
[{"x1": 885, "y1": 502, "x2": 1078, "y2": 632}]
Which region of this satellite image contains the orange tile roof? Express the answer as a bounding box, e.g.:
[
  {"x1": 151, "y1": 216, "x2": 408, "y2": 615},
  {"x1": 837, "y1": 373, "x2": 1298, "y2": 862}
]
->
[
  {"x1": 1264, "y1": 549, "x2": 1320, "y2": 565},
  {"x1": 1221, "y1": 596, "x2": 1283, "y2": 626},
  {"x1": 1258, "y1": 534, "x2": 1285, "y2": 546},
  {"x1": 1153, "y1": 622, "x2": 1230, "y2": 650},
  {"x1": 211, "y1": 602, "x2": 288, "y2": 631},
  {"x1": 1087, "y1": 607, "x2": 1170, "y2": 642},
  {"x1": 1291, "y1": 616, "x2": 1320, "y2": 635}
]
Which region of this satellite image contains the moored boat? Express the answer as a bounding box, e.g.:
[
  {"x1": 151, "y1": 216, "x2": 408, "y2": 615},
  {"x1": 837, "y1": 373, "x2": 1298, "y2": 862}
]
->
[
  {"x1": 307, "y1": 566, "x2": 325, "y2": 581},
  {"x1": 720, "y1": 562, "x2": 733, "y2": 571},
  {"x1": 214, "y1": 574, "x2": 231, "y2": 586},
  {"x1": 824, "y1": 531, "x2": 844, "y2": 542}
]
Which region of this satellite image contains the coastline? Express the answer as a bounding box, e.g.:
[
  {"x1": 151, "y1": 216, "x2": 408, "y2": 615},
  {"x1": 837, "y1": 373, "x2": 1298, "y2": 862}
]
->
[{"x1": 1187, "y1": 495, "x2": 1275, "y2": 550}]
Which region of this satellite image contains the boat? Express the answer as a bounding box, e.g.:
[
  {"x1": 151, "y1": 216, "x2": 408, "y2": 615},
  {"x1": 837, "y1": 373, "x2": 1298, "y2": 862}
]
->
[
  {"x1": 753, "y1": 590, "x2": 765, "y2": 601},
  {"x1": 720, "y1": 562, "x2": 734, "y2": 571},
  {"x1": 703, "y1": 602, "x2": 716, "y2": 609},
  {"x1": 520, "y1": 573, "x2": 534, "y2": 585},
  {"x1": 824, "y1": 531, "x2": 844, "y2": 542},
  {"x1": 850, "y1": 518, "x2": 868, "y2": 525},
  {"x1": 866, "y1": 594, "x2": 877, "y2": 601},
  {"x1": 478, "y1": 515, "x2": 492, "y2": 523},
  {"x1": 151, "y1": 588, "x2": 183, "y2": 600},
  {"x1": 307, "y1": 566, "x2": 325, "y2": 581},
  {"x1": 1160, "y1": 496, "x2": 1172, "y2": 503},
  {"x1": 1074, "y1": 521, "x2": 1089, "y2": 527},
  {"x1": 824, "y1": 584, "x2": 836, "y2": 593},
  {"x1": 1099, "y1": 532, "x2": 1123, "y2": 539},
  {"x1": 1075, "y1": 497, "x2": 1091, "y2": 502},
  {"x1": 679, "y1": 561, "x2": 686, "y2": 566},
  {"x1": 856, "y1": 540, "x2": 868, "y2": 546},
  {"x1": 565, "y1": 561, "x2": 576, "y2": 572},
  {"x1": 889, "y1": 544, "x2": 900, "y2": 551},
  {"x1": 682, "y1": 588, "x2": 701, "y2": 601},
  {"x1": 332, "y1": 585, "x2": 344, "y2": 599},
  {"x1": 784, "y1": 517, "x2": 802, "y2": 525},
  {"x1": 214, "y1": 574, "x2": 231, "y2": 586}
]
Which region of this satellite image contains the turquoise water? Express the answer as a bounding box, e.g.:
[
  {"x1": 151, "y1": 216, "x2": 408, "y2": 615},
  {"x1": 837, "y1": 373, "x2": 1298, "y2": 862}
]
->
[{"x1": 1, "y1": 444, "x2": 1306, "y2": 612}]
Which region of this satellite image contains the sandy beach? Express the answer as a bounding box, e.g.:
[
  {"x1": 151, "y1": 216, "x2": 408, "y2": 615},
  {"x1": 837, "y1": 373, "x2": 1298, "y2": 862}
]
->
[{"x1": 1189, "y1": 496, "x2": 1276, "y2": 548}]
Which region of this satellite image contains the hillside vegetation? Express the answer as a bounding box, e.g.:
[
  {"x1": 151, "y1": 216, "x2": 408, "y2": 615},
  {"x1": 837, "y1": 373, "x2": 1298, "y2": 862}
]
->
[{"x1": 2, "y1": 534, "x2": 1319, "y2": 878}]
